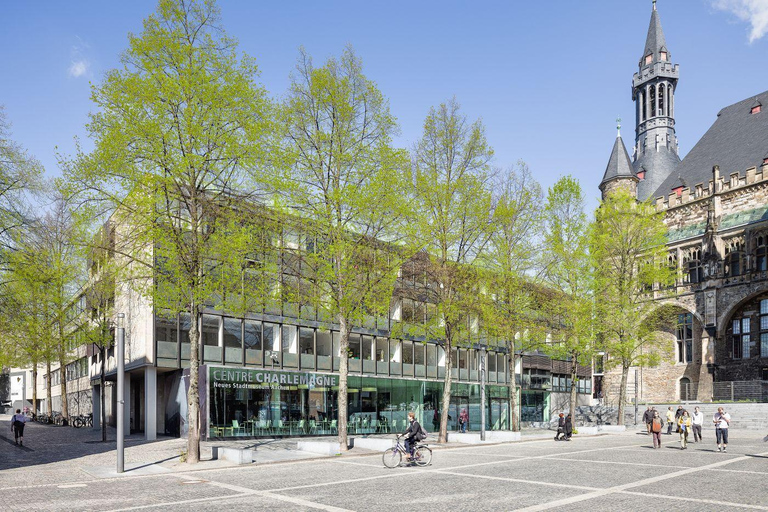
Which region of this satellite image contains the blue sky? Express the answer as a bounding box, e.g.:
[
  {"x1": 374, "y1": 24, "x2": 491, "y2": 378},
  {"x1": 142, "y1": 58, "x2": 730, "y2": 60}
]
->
[{"x1": 2, "y1": 0, "x2": 767, "y2": 208}]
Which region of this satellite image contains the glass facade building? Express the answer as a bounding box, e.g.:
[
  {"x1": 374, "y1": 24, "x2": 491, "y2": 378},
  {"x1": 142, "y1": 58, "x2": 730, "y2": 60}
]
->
[{"x1": 155, "y1": 312, "x2": 512, "y2": 438}]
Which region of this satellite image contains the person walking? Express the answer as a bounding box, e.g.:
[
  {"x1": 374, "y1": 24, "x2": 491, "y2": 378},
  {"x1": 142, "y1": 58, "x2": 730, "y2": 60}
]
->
[
  {"x1": 713, "y1": 407, "x2": 731, "y2": 452},
  {"x1": 459, "y1": 408, "x2": 469, "y2": 433},
  {"x1": 691, "y1": 406, "x2": 704, "y2": 443},
  {"x1": 675, "y1": 405, "x2": 684, "y2": 421},
  {"x1": 677, "y1": 410, "x2": 693, "y2": 449},
  {"x1": 666, "y1": 406, "x2": 675, "y2": 435},
  {"x1": 650, "y1": 410, "x2": 664, "y2": 449},
  {"x1": 10, "y1": 408, "x2": 27, "y2": 446},
  {"x1": 564, "y1": 413, "x2": 573, "y2": 441},
  {"x1": 642, "y1": 406, "x2": 653, "y2": 434},
  {"x1": 554, "y1": 413, "x2": 566, "y2": 441}
]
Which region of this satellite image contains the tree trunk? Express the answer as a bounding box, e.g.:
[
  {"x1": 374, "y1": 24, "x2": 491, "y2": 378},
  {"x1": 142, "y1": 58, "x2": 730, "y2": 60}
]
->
[
  {"x1": 46, "y1": 360, "x2": 53, "y2": 416},
  {"x1": 438, "y1": 334, "x2": 453, "y2": 443},
  {"x1": 569, "y1": 352, "x2": 578, "y2": 422},
  {"x1": 508, "y1": 348, "x2": 519, "y2": 432},
  {"x1": 617, "y1": 364, "x2": 629, "y2": 426},
  {"x1": 32, "y1": 365, "x2": 38, "y2": 418},
  {"x1": 186, "y1": 303, "x2": 201, "y2": 464},
  {"x1": 337, "y1": 316, "x2": 350, "y2": 452},
  {"x1": 59, "y1": 351, "x2": 69, "y2": 425},
  {"x1": 101, "y1": 345, "x2": 107, "y2": 442}
]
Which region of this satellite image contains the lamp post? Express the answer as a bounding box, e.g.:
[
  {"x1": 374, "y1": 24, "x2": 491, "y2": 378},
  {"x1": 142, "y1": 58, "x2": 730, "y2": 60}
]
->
[
  {"x1": 634, "y1": 368, "x2": 639, "y2": 426},
  {"x1": 116, "y1": 313, "x2": 125, "y2": 474},
  {"x1": 480, "y1": 347, "x2": 486, "y2": 442}
]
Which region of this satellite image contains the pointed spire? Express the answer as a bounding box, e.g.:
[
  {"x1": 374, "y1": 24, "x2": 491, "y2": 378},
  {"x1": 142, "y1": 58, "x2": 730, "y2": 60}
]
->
[
  {"x1": 600, "y1": 128, "x2": 635, "y2": 188},
  {"x1": 643, "y1": 1, "x2": 668, "y2": 64}
]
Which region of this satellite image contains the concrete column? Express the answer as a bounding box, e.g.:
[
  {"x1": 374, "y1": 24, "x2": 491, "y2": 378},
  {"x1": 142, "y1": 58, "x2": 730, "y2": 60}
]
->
[
  {"x1": 123, "y1": 373, "x2": 131, "y2": 434},
  {"x1": 145, "y1": 367, "x2": 157, "y2": 441},
  {"x1": 92, "y1": 384, "x2": 101, "y2": 430}
]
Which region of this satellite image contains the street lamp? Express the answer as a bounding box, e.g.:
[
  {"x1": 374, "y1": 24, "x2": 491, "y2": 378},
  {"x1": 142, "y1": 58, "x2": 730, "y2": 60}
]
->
[
  {"x1": 116, "y1": 313, "x2": 125, "y2": 474},
  {"x1": 480, "y1": 347, "x2": 486, "y2": 441}
]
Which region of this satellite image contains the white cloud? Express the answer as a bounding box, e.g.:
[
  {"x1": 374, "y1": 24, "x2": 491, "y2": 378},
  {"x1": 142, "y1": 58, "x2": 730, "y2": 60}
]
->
[
  {"x1": 67, "y1": 36, "x2": 91, "y2": 78},
  {"x1": 68, "y1": 59, "x2": 89, "y2": 78},
  {"x1": 713, "y1": 0, "x2": 768, "y2": 42}
]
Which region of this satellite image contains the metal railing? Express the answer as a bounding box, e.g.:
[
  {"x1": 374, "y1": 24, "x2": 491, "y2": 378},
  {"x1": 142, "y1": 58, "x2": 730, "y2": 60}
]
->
[{"x1": 712, "y1": 381, "x2": 768, "y2": 402}]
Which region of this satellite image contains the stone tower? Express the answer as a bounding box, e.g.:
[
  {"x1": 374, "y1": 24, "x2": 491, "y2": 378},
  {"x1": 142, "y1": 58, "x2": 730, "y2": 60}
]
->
[
  {"x1": 599, "y1": 121, "x2": 638, "y2": 200},
  {"x1": 632, "y1": 0, "x2": 680, "y2": 201}
]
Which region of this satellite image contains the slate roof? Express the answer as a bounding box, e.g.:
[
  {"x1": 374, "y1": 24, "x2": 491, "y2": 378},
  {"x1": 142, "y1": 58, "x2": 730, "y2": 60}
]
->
[
  {"x1": 643, "y1": 5, "x2": 668, "y2": 64},
  {"x1": 600, "y1": 135, "x2": 635, "y2": 189},
  {"x1": 651, "y1": 90, "x2": 768, "y2": 200},
  {"x1": 635, "y1": 145, "x2": 681, "y2": 201}
]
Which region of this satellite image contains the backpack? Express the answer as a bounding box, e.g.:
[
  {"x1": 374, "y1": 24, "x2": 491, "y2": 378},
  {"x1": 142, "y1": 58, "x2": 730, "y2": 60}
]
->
[
  {"x1": 417, "y1": 424, "x2": 428, "y2": 441},
  {"x1": 651, "y1": 418, "x2": 662, "y2": 433}
]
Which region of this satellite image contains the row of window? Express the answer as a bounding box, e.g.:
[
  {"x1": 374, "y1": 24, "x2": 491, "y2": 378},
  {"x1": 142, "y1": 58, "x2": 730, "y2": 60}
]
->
[
  {"x1": 156, "y1": 313, "x2": 508, "y2": 374},
  {"x1": 520, "y1": 369, "x2": 592, "y2": 394},
  {"x1": 731, "y1": 299, "x2": 768, "y2": 359}
]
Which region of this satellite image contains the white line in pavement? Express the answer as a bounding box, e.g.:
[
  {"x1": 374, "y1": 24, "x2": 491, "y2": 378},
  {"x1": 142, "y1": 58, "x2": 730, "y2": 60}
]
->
[
  {"x1": 514, "y1": 450, "x2": 768, "y2": 512},
  {"x1": 434, "y1": 470, "x2": 600, "y2": 492},
  {"x1": 57, "y1": 483, "x2": 88, "y2": 488},
  {"x1": 204, "y1": 479, "x2": 355, "y2": 512},
  {"x1": 618, "y1": 490, "x2": 768, "y2": 511}
]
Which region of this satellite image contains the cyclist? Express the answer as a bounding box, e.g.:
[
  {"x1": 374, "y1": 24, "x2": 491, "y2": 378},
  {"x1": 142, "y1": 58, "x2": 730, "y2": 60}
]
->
[{"x1": 402, "y1": 411, "x2": 422, "y2": 461}]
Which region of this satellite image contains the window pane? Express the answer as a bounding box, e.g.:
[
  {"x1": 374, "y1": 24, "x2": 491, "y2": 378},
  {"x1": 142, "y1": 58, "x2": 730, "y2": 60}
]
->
[
  {"x1": 761, "y1": 333, "x2": 768, "y2": 358},
  {"x1": 414, "y1": 343, "x2": 425, "y2": 365},
  {"x1": 349, "y1": 334, "x2": 361, "y2": 359},
  {"x1": 426, "y1": 344, "x2": 437, "y2": 366},
  {"x1": 390, "y1": 339, "x2": 401, "y2": 362},
  {"x1": 402, "y1": 340, "x2": 414, "y2": 364},
  {"x1": 376, "y1": 338, "x2": 388, "y2": 362},
  {"x1": 743, "y1": 318, "x2": 751, "y2": 333},
  {"x1": 202, "y1": 314, "x2": 220, "y2": 346},
  {"x1": 317, "y1": 330, "x2": 332, "y2": 356},
  {"x1": 362, "y1": 335, "x2": 373, "y2": 360},
  {"x1": 761, "y1": 299, "x2": 768, "y2": 315},
  {"x1": 244, "y1": 320, "x2": 262, "y2": 350},
  {"x1": 685, "y1": 340, "x2": 693, "y2": 363},
  {"x1": 282, "y1": 325, "x2": 297, "y2": 353},
  {"x1": 761, "y1": 315, "x2": 768, "y2": 331},
  {"x1": 223, "y1": 318, "x2": 242, "y2": 348},
  {"x1": 299, "y1": 328, "x2": 314, "y2": 355},
  {"x1": 743, "y1": 335, "x2": 751, "y2": 359},
  {"x1": 733, "y1": 319, "x2": 741, "y2": 335}
]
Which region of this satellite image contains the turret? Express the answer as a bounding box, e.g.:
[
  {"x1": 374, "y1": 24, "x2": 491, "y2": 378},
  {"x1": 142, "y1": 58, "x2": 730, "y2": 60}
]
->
[{"x1": 632, "y1": 0, "x2": 681, "y2": 200}]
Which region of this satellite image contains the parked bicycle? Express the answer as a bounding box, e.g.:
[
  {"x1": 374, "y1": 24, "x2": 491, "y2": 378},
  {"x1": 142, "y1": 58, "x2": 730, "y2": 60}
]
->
[
  {"x1": 382, "y1": 434, "x2": 432, "y2": 468},
  {"x1": 72, "y1": 413, "x2": 93, "y2": 428}
]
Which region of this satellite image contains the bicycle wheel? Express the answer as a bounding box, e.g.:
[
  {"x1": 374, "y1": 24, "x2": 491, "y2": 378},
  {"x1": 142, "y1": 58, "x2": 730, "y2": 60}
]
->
[
  {"x1": 73, "y1": 418, "x2": 82, "y2": 428},
  {"x1": 382, "y1": 447, "x2": 402, "y2": 468},
  {"x1": 413, "y1": 446, "x2": 432, "y2": 466}
]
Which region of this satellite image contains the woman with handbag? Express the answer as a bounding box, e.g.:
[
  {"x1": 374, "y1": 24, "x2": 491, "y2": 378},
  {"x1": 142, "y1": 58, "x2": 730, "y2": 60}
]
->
[{"x1": 677, "y1": 409, "x2": 692, "y2": 450}]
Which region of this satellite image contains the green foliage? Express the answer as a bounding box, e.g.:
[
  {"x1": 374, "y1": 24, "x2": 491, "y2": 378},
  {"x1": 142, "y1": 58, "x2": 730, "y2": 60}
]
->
[
  {"x1": 60, "y1": 0, "x2": 273, "y2": 463},
  {"x1": 275, "y1": 45, "x2": 412, "y2": 449},
  {"x1": 591, "y1": 190, "x2": 676, "y2": 370},
  {"x1": 542, "y1": 176, "x2": 595, "y2": 365},
  {"x1": 410, "y1": 97, "x2": 495, "y2": 441},
  {"x1": 276, "y1": 45, "x2": 411, "y2": 328}
]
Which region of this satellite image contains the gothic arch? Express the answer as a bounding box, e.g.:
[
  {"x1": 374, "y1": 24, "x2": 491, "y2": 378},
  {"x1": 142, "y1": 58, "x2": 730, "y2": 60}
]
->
[{"x1": 716, "y1": 283, "x2": 768, "y2": 338}]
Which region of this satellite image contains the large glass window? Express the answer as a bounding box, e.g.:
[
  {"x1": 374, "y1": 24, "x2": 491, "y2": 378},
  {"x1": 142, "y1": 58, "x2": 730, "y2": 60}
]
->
[
  {"x1": 349, "y1": 334, "x2": 361, "y2": 360},
  {"x1": 223, "y1": 317, "x2": 243, "y2": 364},
  {"x1": 282, "y1": 325, "x2": 298, "y2": 367},
  {"x1": 676, "y1": 313, "x2": 693, "y2": 363},
  {"x1": 299, "y1": 328, "x2": 314, "y2": 369},
  {"x1": 263, "y1": 323, "x2": 279, "y2": 366},
  {"x1": 202, "y1": 314, "x2": 221, "y2": 362},
  {"x1": 244, "y1": 320, "x2": 262, "y2": 365},
  {"x1": 760, "y1": 300, "x2": 768, "y2": 358},
  {"x1": 732, "y1": 317, "x2": 750, "y2": 359},
  {"x1": 757, "y1": 236, "x2": 768, "y2": 272},
  {"x1": 156, "y1": 312, "x2": 178, "y2": 361}
]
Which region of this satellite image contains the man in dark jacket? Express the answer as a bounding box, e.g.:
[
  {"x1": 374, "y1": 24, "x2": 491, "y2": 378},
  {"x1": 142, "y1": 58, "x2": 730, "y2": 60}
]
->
[
  {"x1": 403, "y1": 411, "x2": 422, "y2": 461},
  {"x1": 564, "y1": 414, "x2": 573, "y2": 441},
  {"x1": 554, "y1": 413, "x2": 566, "y2": 441},
  {"x1": 642, "y1": 406, "x2": 653, "y2": 434}
]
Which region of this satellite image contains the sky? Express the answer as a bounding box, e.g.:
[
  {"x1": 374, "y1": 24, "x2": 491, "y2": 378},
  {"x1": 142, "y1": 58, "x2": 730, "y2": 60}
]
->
[{"x1": 2, "y1": 0, "x2": 768, "y2": 209}]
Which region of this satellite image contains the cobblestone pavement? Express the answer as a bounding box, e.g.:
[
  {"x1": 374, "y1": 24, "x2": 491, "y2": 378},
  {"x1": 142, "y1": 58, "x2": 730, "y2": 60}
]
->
[{"x1": 2, "y1": 415, "x2": 767, "y2": 511}]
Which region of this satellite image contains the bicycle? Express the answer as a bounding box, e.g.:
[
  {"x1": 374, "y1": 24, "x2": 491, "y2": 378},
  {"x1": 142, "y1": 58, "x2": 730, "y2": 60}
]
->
[
  {"x1": 72, "y1": 414, "x2": 93, "y2": 428},
  {"x1": 382, "y1": 434, "x2": 432, "y2": 468}
]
